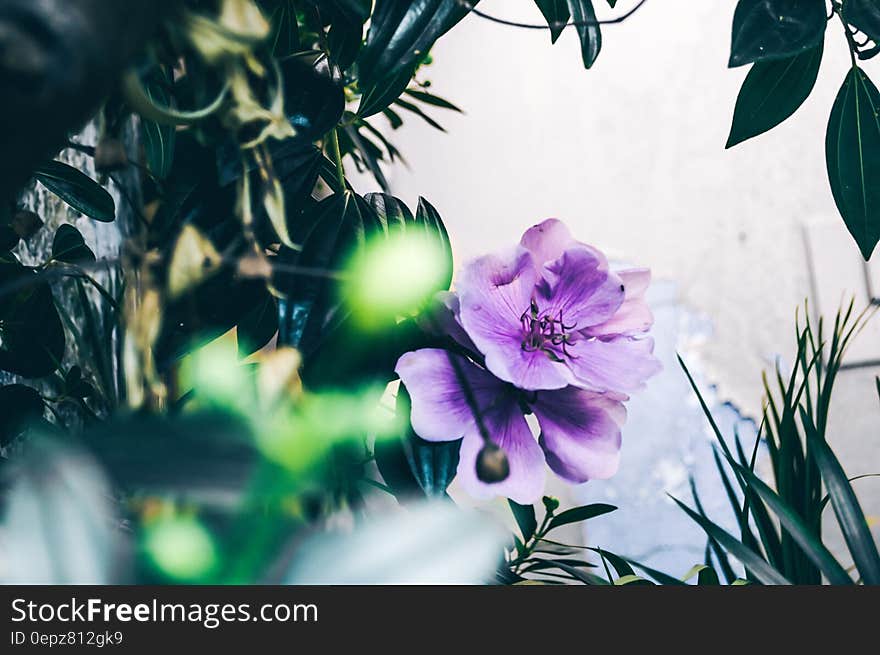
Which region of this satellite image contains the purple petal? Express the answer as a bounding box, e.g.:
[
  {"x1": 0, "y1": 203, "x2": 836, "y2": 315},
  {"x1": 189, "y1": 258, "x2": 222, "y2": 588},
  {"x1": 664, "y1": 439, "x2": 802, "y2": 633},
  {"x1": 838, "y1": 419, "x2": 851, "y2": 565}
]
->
[
  {"x1": 417, "y1": 291, "x2": 478, "y2": 352},
  {"x1": 520, "y1": 219, "x2": 609, "y2": 271},
  {"x1": 532, "y1": 387, "x2": 625, "y2": 483},
  {"x1": 458, "y1": 249, "x2": 571, "y2": 390},
  {"x1": 455, "y1": 405, "x2": 546, "y2": 504},
  {"x1": 587, "y1": 268, "x2": 654, "y2": 336},
  {"x1": 565, "y1": 335, "x2": 662, "y2": 393},
  {"x1": 395, "y1": 349, "x2": 505, "y2": 442},
  {"x1": 537, "y1": 247, "x2": 625, "y2": 329}
]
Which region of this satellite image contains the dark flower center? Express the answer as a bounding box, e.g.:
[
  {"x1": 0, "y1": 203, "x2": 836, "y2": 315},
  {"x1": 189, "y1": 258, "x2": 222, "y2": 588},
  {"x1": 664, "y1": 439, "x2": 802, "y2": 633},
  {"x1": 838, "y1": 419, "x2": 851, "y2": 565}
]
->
[{"x1": 519, "y1": 299, "x2": 577, "y2": 361}]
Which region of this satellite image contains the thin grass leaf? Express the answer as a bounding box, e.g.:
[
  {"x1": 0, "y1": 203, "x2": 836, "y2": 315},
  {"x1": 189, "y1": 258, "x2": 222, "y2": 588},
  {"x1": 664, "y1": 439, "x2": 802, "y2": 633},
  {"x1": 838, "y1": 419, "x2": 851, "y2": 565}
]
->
[
  {"x1": 623, "y1": 558, "x2": 687, "y2": 586},
  {"x1": 732, "y1": 462, "x2": 853, "y2": 584},
  {"x1": 689, "y1": 478, "x2": 737, "y2": 584},
  {"x1": 803, "y1": 410, "x2": 880, "y2": 585},
  {"x1": 554, "y1": 561, "x2": 610, "y2": 585},
  {"x1": 672, "y1": 495, "x2": 791, "y2": 585}
]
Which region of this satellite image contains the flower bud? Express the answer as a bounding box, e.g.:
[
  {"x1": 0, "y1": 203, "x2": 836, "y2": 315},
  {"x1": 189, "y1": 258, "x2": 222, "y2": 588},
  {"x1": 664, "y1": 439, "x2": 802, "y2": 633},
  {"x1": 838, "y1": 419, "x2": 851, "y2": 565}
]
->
[
  {"x1": 94, "y1": 137, "x2": 128, "y2": 172},
  {"x1": 476, "y1": 442, "x2": 509, "y2": 483},
  {"x1": 542, "y1": 496, "x2": 560, "y2": 513},
  {"x1": 11, "y1": 209, "x2": 42, "y2": 240}
]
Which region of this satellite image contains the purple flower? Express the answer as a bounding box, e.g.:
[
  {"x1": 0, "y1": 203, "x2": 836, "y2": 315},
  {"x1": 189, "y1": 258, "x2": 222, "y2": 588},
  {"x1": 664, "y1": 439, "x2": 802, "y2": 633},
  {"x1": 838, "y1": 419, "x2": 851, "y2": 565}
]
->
[
  {"x1": 395, "y1": 349, "x2": 626, "y2": 504},
  {"x1": 457, "y1": 219, "x2": 660, "y2": 393},
  {"x1": 395, "y1": 219, "x2": 660, "y2": 503}
]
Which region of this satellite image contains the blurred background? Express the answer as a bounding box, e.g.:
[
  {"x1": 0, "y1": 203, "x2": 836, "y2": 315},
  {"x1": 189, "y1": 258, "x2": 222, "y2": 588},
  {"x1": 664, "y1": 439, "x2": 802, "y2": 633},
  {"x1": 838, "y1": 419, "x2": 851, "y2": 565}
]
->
[{"x1": 349, "y1": 0, "x2": 880, "y2": 575}]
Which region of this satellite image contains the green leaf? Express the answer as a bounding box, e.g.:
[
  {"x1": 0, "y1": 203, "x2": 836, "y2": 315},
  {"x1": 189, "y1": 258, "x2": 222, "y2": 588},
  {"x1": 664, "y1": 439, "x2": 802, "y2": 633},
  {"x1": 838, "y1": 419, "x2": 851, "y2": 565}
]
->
[
  {"x1": 554, "y1": 561, "x2": 610, "y2": 585},
  {"x1": 825, "y1": 66, "x2": 880, "y2": 260},
  {"x1": 547, "y1": 503, "x2": 616, "y2": 531},
  {"x1": 51, "y1": 224, "x2": 95, "y2": 264},
  {"x1": 729, "y1": 0, "x2": 827, "y2": 68},
  {"x1": 804, "y1": 413, "x2": 880, "y2": 585},
  {"x1": 509, "y1": 500, "x2": 538, "y2": 541},
  {"x1": 403, "y1": 89, "x2": 463, "y2": 113},
  {"x1": 415, "y1": 197, "x2": 454, "y2": 291},
  {"x1": 34, "y1": 161, "x2": 115, "y2": 222},
  {"x1": 567, "y1": 0, "x2": 601, "y2": 69},
  {"x1": 141, "y1": 69, "x2": 176, "y2": 179},
  {"x1": 732, "y1": 461, "x2": 853, "y2": 584},
  {"x1": 672, "y1": 495, "x2": 792, "y2": 584},
  {"x1": 357, "y1": 0, "x2": 479, "y2": 117},
  {"x1": 0, "y1": 263, "x2": 66, "y2": 378},
  {"x1": 0, "y1": 384, "x2": 44, "y2": 446},
  {"x1": 726, "y1": 43, "x2": 822, "y2": 147},
  {"x1": 535, "y1": 0, "x2": 571, "y2": 43},
  {"x1": 843, "y1": 0, "x2": 880, "y2": 44}
]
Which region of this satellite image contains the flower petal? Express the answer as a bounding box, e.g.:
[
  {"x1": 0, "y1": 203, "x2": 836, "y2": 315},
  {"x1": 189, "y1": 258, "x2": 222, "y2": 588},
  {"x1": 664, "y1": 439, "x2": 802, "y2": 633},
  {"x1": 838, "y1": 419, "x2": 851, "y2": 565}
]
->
[
  {"x1": 520, "y1": 219, "x2": 609, "y2": 271},
  {"x1": 395, "y1": 349, "x2": 505, "y2": 442},
  {"x1": 455, "y1": 405, "x2": 546, "y2": 504},
  {"x1": 587, "y1": 268, "x2": 654, "y2": 336},
  {"x1": 566, "y1": 335, "x2": 662, "y2": 393},
  {"x1": 537, "y1": 247, "x2": 624, "y2": 329},
  {"x1": 458, "y1": 249, "x2": 570, "y2": 390},
  {"x1": 532, "y1": 387, "x2": 625, "y2": 483}
]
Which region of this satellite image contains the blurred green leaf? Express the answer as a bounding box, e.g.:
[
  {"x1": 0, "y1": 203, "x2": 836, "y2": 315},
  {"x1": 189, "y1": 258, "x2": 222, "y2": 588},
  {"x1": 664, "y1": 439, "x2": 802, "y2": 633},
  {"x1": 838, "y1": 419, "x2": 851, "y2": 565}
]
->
[{"x1": 0, "y1": 385, "x2": 44, "y2": 446}]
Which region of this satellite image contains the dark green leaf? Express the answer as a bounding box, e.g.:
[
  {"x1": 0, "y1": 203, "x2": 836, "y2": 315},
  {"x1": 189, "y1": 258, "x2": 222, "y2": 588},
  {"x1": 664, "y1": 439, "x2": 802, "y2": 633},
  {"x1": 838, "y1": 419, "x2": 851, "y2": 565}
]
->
[
  {"x1": 567, "y1": 0, "x2": 601, "y2": 68},
  {"x1": 547, "y1": 503, "x2": 616, "y2": 531},
  {"x1": 0, "y1": 263, "x2": 66, "y2": 378},
  {"x1": 726, "y1": 43, "x2": 822, "y2": 148},
  {"x1": 141, "y1": 68, "x2": 176, "y2": 179},
  {"x1": 51, "y1": 224, "x2": 95, "y2": 264},
  {"x1": 825, "y1": 66, "x2": 880, "y2": 260},
  {"x1": 843, "y1": 0, "x2": 880, "y2": 44},
  {"x1": 0, "y1": 224, "x2": 18, "y2": 252},
  {"x1": 804, "y1": 413, "x2": 880, "y2": 585},
  {"x1": 509, "y1": 500, "x2": 538, "y2": 541},
  {"x1": 282, "y1": 55, "x2": 346, "y2": 144},
  {"x1": 34, "y1": 161, "x2": 115, "y2": 222},
  {"x1": 415, "y1": 197, "x2": 453, "y2": 291},
  {"x1": 328, "y1": 18, "x2": 364, "y2": 71},
  {"x1": 554, "y1": 561, "x2": 610, "y2": 585},
  {"x1": 0, "y1": 384, "x2": 44, "y2": 446},
  {"x1": 672, "y1": 495, "x2": 792, "y2": 585},
  {"x1": 357, "y1": 0, "x2": 479, "y2": 116},
  {"x1": 392, "y1": 97, "x2": 446, "y2": 131},
  {"x1": 535, "y1": 0, "x2": 571, "y2": 43},
  {"x1": 733, "y1": 461, "x2": 853, "y2": 584},
  {"x1": 729, "y1": 0, "x2": 827, "y2": 67},
  {"x1": 237, "y1": 293, "x2": 278, "y2": 356},
  {"x1": 403, "y1": 89, "x2": 463, "y2": 113}
]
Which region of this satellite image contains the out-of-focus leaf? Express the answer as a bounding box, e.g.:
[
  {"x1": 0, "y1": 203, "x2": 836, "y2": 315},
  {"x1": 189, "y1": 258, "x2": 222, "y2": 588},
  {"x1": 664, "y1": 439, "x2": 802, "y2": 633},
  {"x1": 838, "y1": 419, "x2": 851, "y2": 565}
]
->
[
  {"x1": 52, "y1": 224, "x2": 96, "y2": 264},
  {"x1": 167, "y1": 225, "x2": 223, "y2": 298},
  {"x1": 141, "y1": 68, "x2": 177, "y2": 179},
  {"x1": 0, "y1": 224, "x2": 18, "y2": 251},
  {"x1": 0, "y1": 437, "x2": 118, "y2": 583},
  {"x1": 0, "y1": 385, "x2": 44, "y2": 447},
  {"x1": 726, "y1": 43, "x2": 822, "y2": 148},
  {"x1": 284, "y1": 501, "x2": 507, "y2": 583},
  {"x1": 567, "y1": 0, "x2": 601, "y2": 69},
  {"x1": 729, "y1": 0, "x2": 827, "y2": 68},
  {"x1": 0, "y1": 263, "x2": 66, "y2": 378},
  {"x1": 825, "y1": 66, "x2": 880, "y2": 260},
  {"x1": 34, "y1": 161, "x2": 115, "y2": 222},
  {"x1": 547, "y1": 503, "x2": 616, "y2": 531},
  {"x1": 237, "y1": 293, "x2": 278, "y2": 356}
]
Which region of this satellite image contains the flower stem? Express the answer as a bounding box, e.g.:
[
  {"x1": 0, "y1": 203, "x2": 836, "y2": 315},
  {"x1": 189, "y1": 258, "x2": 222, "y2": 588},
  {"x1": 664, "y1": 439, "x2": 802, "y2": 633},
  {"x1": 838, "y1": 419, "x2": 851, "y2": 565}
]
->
[{"x1": 328, "y1": 127, "x2": 346, "y2": 190}]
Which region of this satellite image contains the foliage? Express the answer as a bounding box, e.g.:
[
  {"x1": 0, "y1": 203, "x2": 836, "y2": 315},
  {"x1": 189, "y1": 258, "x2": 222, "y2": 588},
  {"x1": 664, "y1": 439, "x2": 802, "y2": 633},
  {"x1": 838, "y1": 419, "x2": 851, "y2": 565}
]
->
[
  {"x1": 675, "y1": 302, "x2": 880, "y2": 585},
  {"x1": 726, "y1": 0, "x2": 880, "y2": 259}
]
